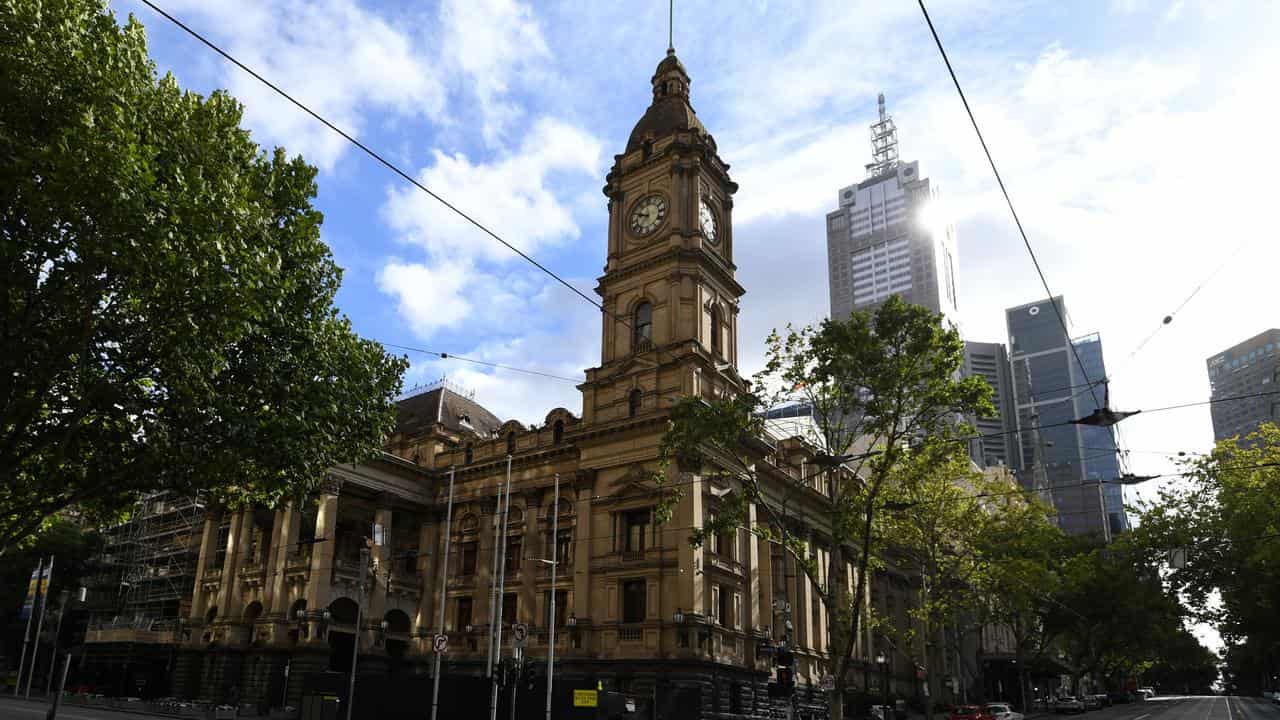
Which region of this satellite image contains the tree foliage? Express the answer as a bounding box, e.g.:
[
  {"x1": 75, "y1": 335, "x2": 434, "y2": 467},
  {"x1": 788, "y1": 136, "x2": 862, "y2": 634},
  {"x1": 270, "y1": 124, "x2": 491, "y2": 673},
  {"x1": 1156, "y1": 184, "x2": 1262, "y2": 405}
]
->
[
  {"x1": 0, "y1": 0, "x2": 407, "y2": 552},
  {"x1": 657, "y1": 297, "x2": 993, "y2": 720},
  {"x1": 1134, "y1": 423, "x2": 1280, "y2": 694}
]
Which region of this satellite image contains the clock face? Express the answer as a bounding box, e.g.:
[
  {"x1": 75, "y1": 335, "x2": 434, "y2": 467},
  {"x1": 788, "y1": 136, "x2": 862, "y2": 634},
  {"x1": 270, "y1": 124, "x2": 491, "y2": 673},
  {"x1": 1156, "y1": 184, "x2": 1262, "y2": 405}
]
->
[
  {"x1": 629, "y1": 195, "x2": 667, "y2": 237},
  {"x1": 699, "y1": 198, "x2": 718, "y2": 244}
]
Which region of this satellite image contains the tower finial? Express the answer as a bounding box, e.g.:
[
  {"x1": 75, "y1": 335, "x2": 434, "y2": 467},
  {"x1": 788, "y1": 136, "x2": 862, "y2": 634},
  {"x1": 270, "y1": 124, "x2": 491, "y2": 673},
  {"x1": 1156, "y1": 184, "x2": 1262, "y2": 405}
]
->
[{"x1": 668, "y1": 0, "x2": 674, "y2": 55}]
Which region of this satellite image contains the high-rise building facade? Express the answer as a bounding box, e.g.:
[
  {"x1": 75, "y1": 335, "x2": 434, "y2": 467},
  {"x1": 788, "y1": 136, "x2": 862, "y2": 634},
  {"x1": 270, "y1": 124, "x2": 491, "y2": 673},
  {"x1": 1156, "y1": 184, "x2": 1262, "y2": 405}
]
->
[
  {"x1": 825, "y1": 96, "x2": 959, "y2": 326},
  {"x1": 1006, "y1": 297, "x2": 1127, "y2": 538},
  {"x1": 963, "y1": 341, "x2": 1020, "y2": 470},
  {"x1": 1206, "y1": 329, "x2": 1280, "y2": 442}
]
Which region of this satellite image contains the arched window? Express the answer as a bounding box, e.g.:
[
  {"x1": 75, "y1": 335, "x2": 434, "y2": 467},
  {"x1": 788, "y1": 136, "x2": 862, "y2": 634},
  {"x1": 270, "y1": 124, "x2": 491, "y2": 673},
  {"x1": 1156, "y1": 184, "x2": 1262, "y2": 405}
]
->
[
  {"x1": 633, "y1": 302, "x2": 653, "y2": 352},
  {"x1": 553, "y1": 420, "x2": 564, "y2": 445},
  {"x1": 464, "y1": 443, "x2": 473, "y2": 465},
  {"x1": 710, "y1": 307, "x2": 723, "y2": 357},
  {"x1": 506, "y1": 432, "x2": 516, "y2": 456},
  {"x1": 629, "y1": 388, "x2": 642, "y2": 418}
]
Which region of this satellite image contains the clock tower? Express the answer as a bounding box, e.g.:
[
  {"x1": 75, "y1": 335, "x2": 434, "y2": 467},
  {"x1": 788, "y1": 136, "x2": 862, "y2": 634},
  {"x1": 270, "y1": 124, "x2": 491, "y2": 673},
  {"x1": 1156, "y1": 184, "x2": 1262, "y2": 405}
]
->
[{"x1": 580, "y1": 48, "x2": 745, "y2": 424}]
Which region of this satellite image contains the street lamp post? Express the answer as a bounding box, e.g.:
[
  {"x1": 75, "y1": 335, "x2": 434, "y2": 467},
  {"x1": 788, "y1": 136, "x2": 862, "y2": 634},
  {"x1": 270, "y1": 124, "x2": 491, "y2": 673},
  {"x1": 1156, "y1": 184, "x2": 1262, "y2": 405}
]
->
[{"x1": 877, "y1": 652, "x2": 890, "y2": 718}]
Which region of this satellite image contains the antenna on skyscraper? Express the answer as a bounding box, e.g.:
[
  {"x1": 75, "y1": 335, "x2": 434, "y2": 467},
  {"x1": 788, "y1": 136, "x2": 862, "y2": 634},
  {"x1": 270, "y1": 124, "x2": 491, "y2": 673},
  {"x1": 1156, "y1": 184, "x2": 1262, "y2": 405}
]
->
[{"x1": 865, "y1": 92, "x2": 899, "y2": 178}]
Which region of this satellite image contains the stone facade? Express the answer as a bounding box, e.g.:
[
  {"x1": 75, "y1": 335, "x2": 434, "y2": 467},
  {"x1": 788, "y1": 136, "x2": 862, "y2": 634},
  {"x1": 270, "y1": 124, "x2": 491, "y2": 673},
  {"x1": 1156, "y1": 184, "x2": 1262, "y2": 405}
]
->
[{"x1": 173, "y1": 49, "x2": 982, "y2": 719}]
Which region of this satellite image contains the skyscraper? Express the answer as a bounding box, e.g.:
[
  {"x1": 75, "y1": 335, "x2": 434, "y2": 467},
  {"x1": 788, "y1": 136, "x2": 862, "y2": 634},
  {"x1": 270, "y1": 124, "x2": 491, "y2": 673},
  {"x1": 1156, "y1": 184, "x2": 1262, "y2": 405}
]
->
[
  {"x1": 963, "y1": 341, "x2": 1020, "y2": 470},
  {"x1": 1006, "y1": 296, "x2": 1127, "y2": 538},
  {"x1": 826, "y1": 95, "x2": 959, "y2": 325},
  {"x1": 1206, "y1": 328, "x2": 1280, "y2": 441}
]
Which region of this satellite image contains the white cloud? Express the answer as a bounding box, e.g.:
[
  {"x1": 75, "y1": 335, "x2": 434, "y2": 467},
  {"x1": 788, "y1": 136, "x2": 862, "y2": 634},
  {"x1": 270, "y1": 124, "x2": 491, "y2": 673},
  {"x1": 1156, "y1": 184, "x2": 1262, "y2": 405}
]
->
[
  {"x1": 396, "y1": 291, "x2": 599, "y2": 425},
  {"x1": 381, "y1": 117, "x2": 602, "y2": 265},
  {"x1": 152, "y1": 0, "x2": 446, "y2": 171},
  {"x1": 376, "y1": 115, "x2": 602, "y2": 344},
  {"x1": 439, "y1": 0, "x2": 550, "y2": 148}
]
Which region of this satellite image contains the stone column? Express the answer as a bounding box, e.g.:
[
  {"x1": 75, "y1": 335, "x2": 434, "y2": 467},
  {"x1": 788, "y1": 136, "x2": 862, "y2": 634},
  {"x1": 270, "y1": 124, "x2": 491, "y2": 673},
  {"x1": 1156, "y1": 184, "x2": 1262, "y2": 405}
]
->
[
  {"x1": 672, "y1": 467, "x2": 705, "y2": 621},
  {"x1": 305, "y1": 479, "x2": 341, "y2": 614},
  {"x1": 756, "y1": 526, "x2": 774, "y2": 640},
  {"x1": 475, "y1": 495, "x2": 496, "y2": 635},
  {"x1": 793, "y1": 538, "x2": 811, "y2": 651},
  {"x1": 226, "y1": 508, "x2": 255, "y2": 619},
  {"x1": 264, "y1": 504, "x2": 291, "y2": 616},
  {"x1": 745, "y1": 499, "x2": 761, "y2": 632},
  {"x1": 217, "y1": 510, "x2": 246, "y2": 621},
  {"x1": 520, "y1": 490, "x2": 540, "y2": 627},
  {"x1": 572, "y1": 473, "x2": 594, "y2": 626},
  {"x1": 813, "y1": 545, "x2": 827, "y2": 654},
  {"x1": 190, "y1": 511, "x2": 221, "y2": 622},
  {"x1": 414, "y1": 517, "x2": 437, "y2": 645},
  {"x1": 370, "y1": 502, "x2": 394, "y2": 625}
]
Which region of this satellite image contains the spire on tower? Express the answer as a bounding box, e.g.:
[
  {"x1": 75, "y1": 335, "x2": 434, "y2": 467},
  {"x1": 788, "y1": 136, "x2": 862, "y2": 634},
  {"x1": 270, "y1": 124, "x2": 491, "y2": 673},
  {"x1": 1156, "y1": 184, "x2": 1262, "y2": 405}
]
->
[
  {"x1": 865, "y1": 91, "x2": 899, "y2": 178},
  {"x1": 668, "y1": 0, "x2": 674, "y2": 54}
]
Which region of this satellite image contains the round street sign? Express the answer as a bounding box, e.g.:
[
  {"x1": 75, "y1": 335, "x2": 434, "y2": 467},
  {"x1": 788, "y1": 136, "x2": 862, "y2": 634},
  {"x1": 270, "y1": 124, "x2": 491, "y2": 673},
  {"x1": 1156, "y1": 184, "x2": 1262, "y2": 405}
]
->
[
  {"x1": 433, "y1": 633, "x2": 448, "y2": 653},
  {"x1": 512, "y1": 623, "x2": 528, "y2": 646}
]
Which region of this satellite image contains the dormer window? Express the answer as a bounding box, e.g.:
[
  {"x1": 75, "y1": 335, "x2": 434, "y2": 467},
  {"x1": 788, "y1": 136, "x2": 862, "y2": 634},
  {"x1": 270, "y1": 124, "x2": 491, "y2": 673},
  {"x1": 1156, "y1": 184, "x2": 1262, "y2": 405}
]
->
[
  {"x1": 464, "y1": 443, "x2": 473, "y2": 465},
  {"x1": 506, "y1": 432, "x2": 516, "y2": 456},
  {"x1": 553, "y1": 420, "x2": 564, "y2": 446}
]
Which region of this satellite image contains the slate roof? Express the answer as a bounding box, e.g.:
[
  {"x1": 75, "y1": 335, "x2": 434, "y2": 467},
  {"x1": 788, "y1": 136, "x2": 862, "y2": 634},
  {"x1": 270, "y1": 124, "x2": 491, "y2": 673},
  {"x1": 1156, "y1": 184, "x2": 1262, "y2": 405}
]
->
[{"x1": 395, "y1": 386, "x2": 504, "y2": 439}]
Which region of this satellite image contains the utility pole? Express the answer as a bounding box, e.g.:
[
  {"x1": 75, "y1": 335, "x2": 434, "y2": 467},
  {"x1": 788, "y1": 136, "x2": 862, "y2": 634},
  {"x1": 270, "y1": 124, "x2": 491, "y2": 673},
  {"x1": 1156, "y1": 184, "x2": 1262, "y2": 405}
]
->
[
  {"x1": 346, "y1": 547, "x2": 370, "y2": 720},
  {"x1": 488, "y1": 456, "x2": 513, "y2": 720},
  {"x1": 485, "y1": 474, "x2": 505, "y2": 682},
  {"x1": 45, "y1": 589, "x2": 73, "y2": 696},
  {"x1": 45, "y1": 653, "x2": 72, "y2": 720},
  {"x1": 26, "y1": 555, "x2": 53, "y2": 698},
  {"x1": 14, "y1": 557, "x2": 43, "y2": 697},
  {"x1": 430, "y1": 466, "x2": 456, "y2": 720},
  {"x1": 545, "y1": 473, "x2": 559, "y2": 720}
]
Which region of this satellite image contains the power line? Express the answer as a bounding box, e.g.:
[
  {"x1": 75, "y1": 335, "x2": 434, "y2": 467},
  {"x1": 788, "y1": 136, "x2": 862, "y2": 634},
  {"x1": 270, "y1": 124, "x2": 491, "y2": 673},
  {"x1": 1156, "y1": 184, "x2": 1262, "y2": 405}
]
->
[
  {"x1": 915, "y1": 0, "x2": 1105, "y2": 414},
  {"x1": 379, "y1": 342, "x2": 583, "y2": 384},
  {"x1": 1119, "y1": 237, "x2": 1252, "y2": 378},
  {"x1": 135, "y1": 0, "x2": 610, "y2": 322}
]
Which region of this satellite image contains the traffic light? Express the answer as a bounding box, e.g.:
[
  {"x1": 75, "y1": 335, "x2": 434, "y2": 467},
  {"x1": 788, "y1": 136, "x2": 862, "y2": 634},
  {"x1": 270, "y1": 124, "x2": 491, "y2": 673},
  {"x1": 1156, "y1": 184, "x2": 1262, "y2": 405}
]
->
[
  {"x1": 770, "y1": 646, "x2": 796, "y2": 698},
  {"x1": 522, "y1": 662, "x2": 538, "y2": 691},
  {"x1": 777, "y1": 667, "x2": 795, "y2": 695},
  {"x1": 498, "y1": 657, "x2": 515, "y2": 688}
]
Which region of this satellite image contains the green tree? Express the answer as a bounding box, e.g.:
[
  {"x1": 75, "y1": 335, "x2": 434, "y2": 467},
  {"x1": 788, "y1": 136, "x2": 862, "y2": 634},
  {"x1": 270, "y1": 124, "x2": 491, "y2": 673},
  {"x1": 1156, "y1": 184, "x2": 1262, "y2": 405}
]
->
[
  {"x1": 880, "y1": 440, "x2": 992, "y2": 718},
  {"x1": 970, "y1": 483, "x2": 1069, "y2": 709},
  {"x1": 0, "y1": 0, "x2": 407, "y2": 552},
  {"x1": 658, "y1": 297, "x2": 992, "y2": 720},
  {"x1": 1052, "y1": 537, "x2": 1187, "y2": 691},
  {"x1": 1134, "y1": 423, "x2": 1280, "y2": 695}
]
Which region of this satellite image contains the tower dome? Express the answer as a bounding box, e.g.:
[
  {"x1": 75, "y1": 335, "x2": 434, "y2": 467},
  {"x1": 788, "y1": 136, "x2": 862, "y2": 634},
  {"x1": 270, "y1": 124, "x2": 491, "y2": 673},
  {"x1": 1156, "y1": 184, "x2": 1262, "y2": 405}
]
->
[{"x1": 625, "y1": 49, "x2": 709, "y2": 153}]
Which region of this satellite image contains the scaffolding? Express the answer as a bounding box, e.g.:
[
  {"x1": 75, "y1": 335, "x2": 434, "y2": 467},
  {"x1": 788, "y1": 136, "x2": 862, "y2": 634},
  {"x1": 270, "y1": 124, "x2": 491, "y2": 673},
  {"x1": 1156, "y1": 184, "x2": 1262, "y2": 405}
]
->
[{"x1": 88, "y1": 491, "x2": 206, "y2": 630}]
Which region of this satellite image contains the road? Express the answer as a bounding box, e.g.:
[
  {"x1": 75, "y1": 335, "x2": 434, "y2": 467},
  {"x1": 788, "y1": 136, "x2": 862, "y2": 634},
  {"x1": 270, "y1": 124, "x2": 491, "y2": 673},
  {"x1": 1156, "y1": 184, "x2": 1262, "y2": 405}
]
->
[
  {"x1": 1043, "y1": 697, "x2": 1280, "y2": 720},
  {"x1": 0, "y1": 694, "x2": 1276, "y2": 720}
]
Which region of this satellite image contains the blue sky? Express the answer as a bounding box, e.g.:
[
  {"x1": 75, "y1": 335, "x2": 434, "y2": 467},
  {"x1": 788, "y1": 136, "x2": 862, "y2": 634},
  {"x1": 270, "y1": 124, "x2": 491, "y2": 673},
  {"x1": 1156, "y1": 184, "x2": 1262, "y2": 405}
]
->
[{"x1": 122, "y1": 0, "x2": 1278, "y2": 646}]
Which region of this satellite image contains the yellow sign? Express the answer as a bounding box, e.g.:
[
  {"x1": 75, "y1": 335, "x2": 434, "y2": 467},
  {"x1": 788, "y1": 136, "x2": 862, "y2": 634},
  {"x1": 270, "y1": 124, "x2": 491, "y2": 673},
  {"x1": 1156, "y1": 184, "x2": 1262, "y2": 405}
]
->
[{"x1": 573, "y1": 689, "x2": 598, "y2": 708}]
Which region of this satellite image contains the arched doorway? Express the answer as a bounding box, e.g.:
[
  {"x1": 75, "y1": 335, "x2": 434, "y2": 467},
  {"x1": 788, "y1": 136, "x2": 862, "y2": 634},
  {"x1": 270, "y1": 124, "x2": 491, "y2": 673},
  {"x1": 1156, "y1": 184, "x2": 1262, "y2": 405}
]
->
[
  {"x1": 327, "y1": 597, "x2": 360, "y2": 672},
  {"x1": 243, "y1": 601, "x2": 264, "y2": 647}
]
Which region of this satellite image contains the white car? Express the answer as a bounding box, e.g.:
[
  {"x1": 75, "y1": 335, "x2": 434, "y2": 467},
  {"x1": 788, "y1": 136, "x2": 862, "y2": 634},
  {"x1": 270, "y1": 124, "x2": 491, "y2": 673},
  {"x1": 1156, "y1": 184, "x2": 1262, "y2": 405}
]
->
[
  {"x1": 1053, "y1": 697, "x2": 1085, "y2": 714},
  {"x1": 985, "y1": 703, "x2": 1024, "y2": 720}
]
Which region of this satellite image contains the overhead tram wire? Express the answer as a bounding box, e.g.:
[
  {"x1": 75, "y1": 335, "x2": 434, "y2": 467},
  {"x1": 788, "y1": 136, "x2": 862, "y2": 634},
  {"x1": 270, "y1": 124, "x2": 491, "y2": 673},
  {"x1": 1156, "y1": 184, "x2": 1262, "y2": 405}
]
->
[
  {"x1": 378, "y1": 342, "x2": 583, "y2": 384},
  {"x1": 915, "y1": 0, "x2": 1108, "y2": 416},
  {"x1": 136, "y1": 0, "x2": 619, "y2": 327}
]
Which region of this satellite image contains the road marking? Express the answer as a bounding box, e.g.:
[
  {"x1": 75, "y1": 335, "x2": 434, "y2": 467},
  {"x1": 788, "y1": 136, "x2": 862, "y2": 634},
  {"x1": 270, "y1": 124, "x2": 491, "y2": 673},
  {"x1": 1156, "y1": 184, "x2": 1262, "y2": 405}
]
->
[
  {"x1": 1134, "y1": 713, "x2": 1151, "y2": 720},
  {"x1": 1225, "y1": 696, "x2": 1234, "y2": 720}
]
